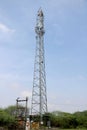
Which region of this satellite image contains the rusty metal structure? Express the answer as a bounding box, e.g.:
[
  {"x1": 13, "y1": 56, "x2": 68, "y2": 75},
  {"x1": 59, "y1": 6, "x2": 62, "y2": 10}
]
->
[
  {"x1": 31, "y1": 9, "x2": 47, "y2": 123},
  {"x1": 16, "y1": 97, "x2": 28, "y2": 129}
]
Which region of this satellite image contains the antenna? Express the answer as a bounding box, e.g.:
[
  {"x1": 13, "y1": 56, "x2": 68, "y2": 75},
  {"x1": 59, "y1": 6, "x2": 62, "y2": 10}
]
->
[{"x1": 31, "y1": 9, "x2": 47, "y2": 123}]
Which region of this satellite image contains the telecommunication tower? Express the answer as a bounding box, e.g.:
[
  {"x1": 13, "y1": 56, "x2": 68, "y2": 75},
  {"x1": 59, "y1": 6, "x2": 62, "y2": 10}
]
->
[{"x1": 31, "y1": 9, "x2": 47, "y2": 123}]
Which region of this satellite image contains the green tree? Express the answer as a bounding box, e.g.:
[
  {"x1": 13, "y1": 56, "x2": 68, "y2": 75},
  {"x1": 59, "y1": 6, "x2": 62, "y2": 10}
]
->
[{"x1": 0, "y1": 108, "x2": 15, "y2": 127}]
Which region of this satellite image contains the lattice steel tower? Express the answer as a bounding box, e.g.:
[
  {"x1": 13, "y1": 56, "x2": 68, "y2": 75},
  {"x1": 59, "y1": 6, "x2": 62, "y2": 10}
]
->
[{"x1": 31, "y1": 9, "x2": 47, "y2": 122}]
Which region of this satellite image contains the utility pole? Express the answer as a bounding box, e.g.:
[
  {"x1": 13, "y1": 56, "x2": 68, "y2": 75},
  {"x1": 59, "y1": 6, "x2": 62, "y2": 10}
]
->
[{"x1": 31, "y1": 9, "x2": 47, "y2": 124}]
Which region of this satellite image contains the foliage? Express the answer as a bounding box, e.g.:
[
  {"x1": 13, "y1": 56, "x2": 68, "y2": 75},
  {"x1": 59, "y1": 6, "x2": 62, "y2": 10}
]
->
[
  {"x1": 44, "y1": 110, "x2": 87, "y2": 129},
  {"x1": 4, "y1": 105, "x2": 16, "y2": 116},
  {"x1": 0, "y1": 108, "x2": 15, "y2": 127},
  {"x1": 0, "y1": 105, "x2": 29, "y2": 129},
  {"x1": 1, "y1": 105, "x2": 87, "y2": 129}
]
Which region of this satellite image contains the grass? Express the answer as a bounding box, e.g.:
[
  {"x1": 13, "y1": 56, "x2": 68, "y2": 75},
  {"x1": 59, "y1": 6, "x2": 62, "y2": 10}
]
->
[
  {"x1": 48, "y1": 128, "x2": 87, "y2": 130},
  {"x1": 45, "y1": 128, "x2": 87, "y2": 130},
  {"x1": 58, "y1": 128, "x2": 87, "y2": 130}
]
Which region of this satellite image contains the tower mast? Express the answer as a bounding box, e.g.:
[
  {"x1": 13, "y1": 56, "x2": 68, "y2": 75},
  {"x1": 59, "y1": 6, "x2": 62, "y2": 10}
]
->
[{"x1": 31, "y1": 9, "x2": 47, "y2": 123}]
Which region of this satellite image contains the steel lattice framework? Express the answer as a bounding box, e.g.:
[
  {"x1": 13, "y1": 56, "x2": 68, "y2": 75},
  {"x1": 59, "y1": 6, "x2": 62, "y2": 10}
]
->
[{"x1": 31, "y1": 9, "x2": 47, "y2": 122}]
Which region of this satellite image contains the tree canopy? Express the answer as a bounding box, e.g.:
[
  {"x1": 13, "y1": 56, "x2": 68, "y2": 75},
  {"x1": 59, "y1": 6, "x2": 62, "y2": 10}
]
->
[{"x1": 0, "y1": 105, "x2": 87, "y2": 129}]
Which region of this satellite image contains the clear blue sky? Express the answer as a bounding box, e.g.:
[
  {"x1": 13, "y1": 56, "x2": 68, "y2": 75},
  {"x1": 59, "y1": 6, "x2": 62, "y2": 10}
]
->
[{"x1": 0, "y1": 0, "x2": 87, "y2": 113}]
